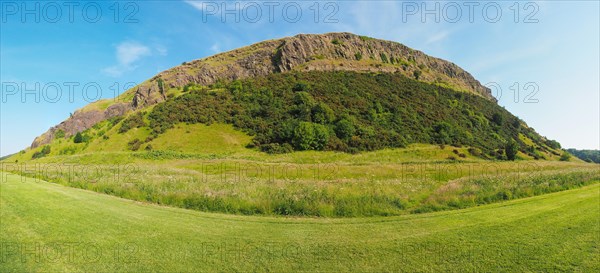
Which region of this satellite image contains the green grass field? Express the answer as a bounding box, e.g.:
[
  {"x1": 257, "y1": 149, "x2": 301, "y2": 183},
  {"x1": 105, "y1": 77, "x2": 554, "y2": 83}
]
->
[
  {"x1": 1, "y1": 172, "x2": 598, "y2": 272},
  {"x1": 5, "y1": 130, "x2": 598, "y2": 217}
]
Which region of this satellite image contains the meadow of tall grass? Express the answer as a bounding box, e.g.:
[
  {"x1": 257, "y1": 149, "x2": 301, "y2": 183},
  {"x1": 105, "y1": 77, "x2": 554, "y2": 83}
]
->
[{"x1": 3, "y1": 149, "x2": 597, "y2": 217}]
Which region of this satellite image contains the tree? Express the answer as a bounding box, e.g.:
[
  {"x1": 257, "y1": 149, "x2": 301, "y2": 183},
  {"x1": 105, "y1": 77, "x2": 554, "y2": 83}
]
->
[
  {"x1": 157, "y1": 78, "x2": 165, "y2": 94},
  {"x1": 74, "y1": 132, "x2": 83, "y2": 143},
  {"x1": 292, "y1": 122, "x2": 315, "y2": 150},
  {"x1": 311, "y1": 102, "x2": 335, "y2": 124},
  {"x1": 312, "y1": 123, "x2": 330, "y2": 150},
  {"x1": 491, "y1": 113, "x2": 503, "y2": 126},
  {"x1": 546, "y1": 139, "x2": 561, "y2": 150},
  {"x1": 335, "y1": 119, "x2": 356, "y2": 139},
  {"x1": 504, "y1": 139, "x2": 518, "y2": 161},
  {"x1": 292, "y1": 92, "x2": 315, "y2": 121},
  {"x1": 432, "y1": 122, "x2": 453, "y2": 144},
  {"x1": 291, "y1": 122, "x2": 330, "y2": 151}
]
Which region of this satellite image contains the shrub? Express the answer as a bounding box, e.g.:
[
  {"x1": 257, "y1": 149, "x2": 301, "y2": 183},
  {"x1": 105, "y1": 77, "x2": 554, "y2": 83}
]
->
[
  {"x1": 354, "y1": 52, "x2": 362, "y2": 60},
  {"x1": 292, "y1": 122, "x2": 329, "y2": 150},
  {"x1": 505, "y1": 139, "x2": 518, "y2": 161},
  {"x1": 546, "y1": 139, "x2": 561, "y2": 149},
  {"x1": 380, "y1": 53, "x2": 389, "y2": 63},
  {"x1": 60, "y1": 146, "x2": 77, "y2": 155},
  {"x1": 119, "y1": 112, "x2": 146, "y2": 133},
  {"x1": 559, "y1": 152, "x2": 571, "y2": 161},
  {"x1": 292, "y1": 82, "x2": 308, "y2": 92},
  {"x1": 157, "y1": 78, "x2": 165, "y2": 94},
  {"x1": 432, "y1": 122, "x2": 453, "y2": 144},
  {"x1": 312, "y1": 124, "x2": 330, "y2": 150},
  {"x1": 311, "y1": 102, "x2": 335, "y2": 124},
  {"x1": 334, "y1": 119, "x2": 356, "y2": 139},
  {"x1": 261, "y1": 143, "x2": 293, "y2": 154},
  {"x1": 73, "y1": 132, "x2": 83, "y2": 143},
  {"x1": 32, "y1": 145, "x2": 51, "y2": 159},
  {"x1": 128, "y1": 139, "x2": 142, "y2": 151},
  {"x1": 491, "y1": 113, "x2": 503, "y2": 126},
  {"x1": 55, "y1": 129, "x2": 65, "y2": 138},
  {"x1": 413, "y1": 70, "x2": 422, "y2": 80},
  {"x1": 108, "y1": 116, "x2": 124, "y2": 127},
  {"x1": 468, "y1": 147, "x2": 482, "y2": 157}
]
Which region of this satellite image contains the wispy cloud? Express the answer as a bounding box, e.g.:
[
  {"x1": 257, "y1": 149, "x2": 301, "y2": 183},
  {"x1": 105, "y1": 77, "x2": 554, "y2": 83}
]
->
[
  {"x1": 185, "y1": 1, "x2": 207, "y2": 12},
  {"x1": 426, "y1": 31, "x2": 451, "y2": 45},
  {"x1": 102, "y1": 41, "x2": 152, "y2": 77},
  {"x1": 185, "y1": 1, "x2": 243, "y2": 12},
  {"x1": 209, "y1": 43, "x2": 221, "y2": 54}
]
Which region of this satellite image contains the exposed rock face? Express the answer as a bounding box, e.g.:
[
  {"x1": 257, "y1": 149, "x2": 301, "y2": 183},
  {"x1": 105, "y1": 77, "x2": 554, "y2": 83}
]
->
[
  {"x1": 31, "y1": 103, "x2": 131, "y2": 148},
  {"x1": 31, "y1": 32, "x2": 494, "y2": 148}
]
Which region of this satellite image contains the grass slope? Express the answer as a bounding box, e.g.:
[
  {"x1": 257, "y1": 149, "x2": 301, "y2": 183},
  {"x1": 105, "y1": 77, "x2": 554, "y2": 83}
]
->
[{"x1": 1, "y1": 172, "x2": 598, "y2": 272}]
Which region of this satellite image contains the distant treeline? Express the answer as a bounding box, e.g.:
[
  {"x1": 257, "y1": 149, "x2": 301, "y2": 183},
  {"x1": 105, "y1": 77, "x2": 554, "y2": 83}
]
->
[{"x1": 566, "y1": 149, "x2": 600, "y2": 163}]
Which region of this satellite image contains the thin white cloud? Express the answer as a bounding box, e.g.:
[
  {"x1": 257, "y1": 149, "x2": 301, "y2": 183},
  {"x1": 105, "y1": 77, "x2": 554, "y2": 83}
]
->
[
  {"x1": 185, "y1": 1, "x2": 243, "y2": 12},
  {"x1": 209, "y1": 43, "x2": 221, "y2": 54},
  {"x1": 426, "y1": 31, "x2": 450, "y2": 45},
  {"x1": 155, "y1": 45, "x2": 168, "y2": 56},
  {"x1": 102, "y1": 41, "x2": 154, "y2": 77},
  {"x1": 117, "y1": 42, "x2": 151, "y2": 66},
  {"x1": 185, "y1": 0, "x2": 206, "y2": 12}
]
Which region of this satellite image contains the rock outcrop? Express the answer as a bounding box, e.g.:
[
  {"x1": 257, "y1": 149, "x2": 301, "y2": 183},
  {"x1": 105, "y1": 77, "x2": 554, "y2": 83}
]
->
[
  {"x1": 31, "y1": 103, "x2": 131, "y2": 148},
  {"x1": 31, "y1": 32, "x2": 494, "y2": 148}
]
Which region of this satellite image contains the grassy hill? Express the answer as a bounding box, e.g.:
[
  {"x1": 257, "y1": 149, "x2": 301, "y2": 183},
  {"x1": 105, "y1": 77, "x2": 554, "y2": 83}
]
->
[
  {"x1": 29, "y1": 32, "x2": 499, "y2": 149},
  {"x1": 15, "y1": 71, "x2": 565, "y2": 160},
  {"x1": 2, "y1": 36, "x2": 591, "y2": 219},
  {"x1": 1, "y1": 172, "x2": 598, "y2": 272}
]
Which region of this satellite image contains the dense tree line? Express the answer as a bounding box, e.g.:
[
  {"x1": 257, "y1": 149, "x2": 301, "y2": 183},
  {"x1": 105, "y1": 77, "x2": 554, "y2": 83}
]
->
[
  {"x1": 148, "y1": 71, "x2": 557, "y2": 158},
  {"x1": 566, "y1": 149, "x2": 600, "y2": 163}
]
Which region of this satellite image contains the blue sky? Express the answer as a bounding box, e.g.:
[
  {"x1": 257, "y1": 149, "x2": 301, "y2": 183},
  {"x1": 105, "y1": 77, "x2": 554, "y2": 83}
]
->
[{"x1": 1, "y1": 1, "x2": 598, "y2": 156}]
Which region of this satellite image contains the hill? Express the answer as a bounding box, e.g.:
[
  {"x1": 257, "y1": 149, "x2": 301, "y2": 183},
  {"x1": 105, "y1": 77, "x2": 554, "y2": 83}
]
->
[
  {"x1": 31, "y1": 32, "x2": 496, "y2": 149},
  {"x1": 19, "y1": 33, "x2": 565, "y2": 160}
]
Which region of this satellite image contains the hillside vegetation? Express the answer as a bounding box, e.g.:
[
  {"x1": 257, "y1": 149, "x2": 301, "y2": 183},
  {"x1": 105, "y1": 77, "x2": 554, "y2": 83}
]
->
[
  {"x1": 30, "y1": 32, "x2": 495, "y2": 148},
  {"x1": 148, "y1": 71, "x2": 560, "y2": 158},
  {"x1": 567, "y1": 148, "x2": 600, "y2": 163},
  {"x1": 20, "y1": 71, "x2": 563, "y2": 160}
]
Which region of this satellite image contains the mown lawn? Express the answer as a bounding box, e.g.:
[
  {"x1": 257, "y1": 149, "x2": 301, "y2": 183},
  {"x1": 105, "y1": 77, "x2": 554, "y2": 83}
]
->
[{"x1": 1, "y1": 172, "x2": 598, "y2": 272}]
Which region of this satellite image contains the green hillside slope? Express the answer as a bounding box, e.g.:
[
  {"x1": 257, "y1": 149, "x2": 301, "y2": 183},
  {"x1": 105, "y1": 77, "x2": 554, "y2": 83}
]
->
[{"x1": 15, "y1": 71, "x2": 565, "y2": 162}]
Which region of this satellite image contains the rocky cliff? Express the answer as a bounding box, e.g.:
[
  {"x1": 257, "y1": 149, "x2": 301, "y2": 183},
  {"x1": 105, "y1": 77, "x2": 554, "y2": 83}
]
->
[{"x1": 31, "y1": 32, "x2": 494, "y2": 148}]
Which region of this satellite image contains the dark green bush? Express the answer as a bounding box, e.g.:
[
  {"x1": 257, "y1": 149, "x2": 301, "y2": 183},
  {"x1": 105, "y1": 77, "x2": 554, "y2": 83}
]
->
[
  {"x1": 74, "y1": 132, "x2": 83, "y2": 143},
  {"x1": 119, "y1": 112, "x2": 146, "y2": 133},
  {"x1": 32, "y1": 145, "x2": 51, "y2": 159},
  {"x1": 128, "y1": 139, "x2": 142, "y2": 151}
]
